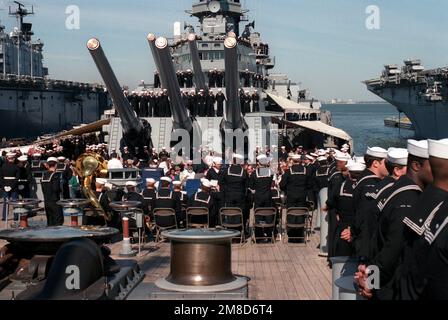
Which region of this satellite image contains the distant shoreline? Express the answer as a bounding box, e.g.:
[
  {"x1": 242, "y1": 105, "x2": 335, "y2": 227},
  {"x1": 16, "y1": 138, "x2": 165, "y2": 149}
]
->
[{"x1": 323, "y1": 101, "x2": 389, "y2": 105}]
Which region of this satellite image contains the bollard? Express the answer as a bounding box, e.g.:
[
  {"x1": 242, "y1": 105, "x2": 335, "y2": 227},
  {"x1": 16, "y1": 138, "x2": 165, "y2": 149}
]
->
[
  {"x1": 120, "y1": 217, "x2": 136, "y2": 257},
  {"x1": 329, "y1": 256, "x2": 358, "y2": 300}
]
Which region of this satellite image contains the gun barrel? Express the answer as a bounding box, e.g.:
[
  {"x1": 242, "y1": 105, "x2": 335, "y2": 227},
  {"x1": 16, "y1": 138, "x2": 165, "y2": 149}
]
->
[
  {"x1": 154, "y1": 37, "x2": 192, "y2": 132},
  {"x1": 87, "y1": 38, "x2": 142, "y2": 134},
  {"x1": 188, "y1": 33, "x2": 208, "y2": 93},
  {"x1": 147, "y1": 33, "x2": 167, "y2": 89},
  {"x1": 224, "y1": 37, "x2": 244, "y2": 129}
]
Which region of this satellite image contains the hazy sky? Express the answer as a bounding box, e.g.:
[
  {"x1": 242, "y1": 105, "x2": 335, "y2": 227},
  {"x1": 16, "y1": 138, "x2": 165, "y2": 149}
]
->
[{"x1": 2, "y1": 0, "x2": 446, "y2": 101}]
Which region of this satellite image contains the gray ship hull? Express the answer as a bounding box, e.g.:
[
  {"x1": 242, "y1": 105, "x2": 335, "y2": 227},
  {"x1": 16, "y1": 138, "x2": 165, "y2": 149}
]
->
[
  {"x1": 0, "y1": 87, "x2": 108, "y2": 139},
  {"x1": 367, "y1": 85, "x2": 448, "y2": 140}
]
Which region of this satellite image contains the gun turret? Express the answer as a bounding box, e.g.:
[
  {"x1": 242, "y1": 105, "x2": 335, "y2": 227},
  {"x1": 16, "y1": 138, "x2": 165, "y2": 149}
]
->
[
  {"x1": 187, "y1": 33, "x2": 208, "y2": 94},
  {"x1": 222, "y1": 36, "x2": 248, "y2": 131},
  {"x1": 87, "y1": 38, "x2": 153, "y2": 156}
]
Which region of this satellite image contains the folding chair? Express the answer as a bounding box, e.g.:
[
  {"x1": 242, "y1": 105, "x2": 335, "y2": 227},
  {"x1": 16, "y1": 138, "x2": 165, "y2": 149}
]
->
[
  {"x1": 153, "y1": 208, "x2": 177, "y2": 242},
  {"x1": 253, "y1": 208, "x2": 277, "y2": 244},
  {"x1": 284, "y1": 207, "x2": 309, "y2": 244},
  {"x1": 186, "y1": 207, "x2": 209, "y2": 229},
  {"x1": 220, "y1": 208, "x2": 245, "y2": 244}
]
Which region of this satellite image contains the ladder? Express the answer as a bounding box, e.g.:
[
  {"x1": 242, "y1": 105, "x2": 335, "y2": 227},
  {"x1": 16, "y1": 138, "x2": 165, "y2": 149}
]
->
[{"x1": 158, "y1": 118, "x2": 167, "y2": 150}]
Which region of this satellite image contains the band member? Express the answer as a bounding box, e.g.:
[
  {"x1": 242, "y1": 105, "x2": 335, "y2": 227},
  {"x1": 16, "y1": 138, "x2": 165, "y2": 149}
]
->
[
  {"x1": 17, "y1": 155, "x2": 32, "y2": 199},
  {"x1": 1, "y1": 153, "x2": 19, "y2": 221},
  {"x1": 41, "y1": 157, "x2": 64, "y2": 226}
]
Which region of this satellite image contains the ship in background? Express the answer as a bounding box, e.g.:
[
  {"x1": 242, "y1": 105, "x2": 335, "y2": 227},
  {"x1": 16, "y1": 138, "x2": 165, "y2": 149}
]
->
[
  {"x1": 127, "y1": 0, "x2": 350, "y2": 150},
  {"x1": 365, "y1": 59, "x2": 448, "y2": 140},
  {"x1": 0, "y1": 2, "x2": 110, "y2": 140}
]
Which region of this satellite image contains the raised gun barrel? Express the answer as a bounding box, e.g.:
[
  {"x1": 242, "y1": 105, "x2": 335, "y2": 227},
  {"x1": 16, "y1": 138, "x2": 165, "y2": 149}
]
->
[
  {"x1": 87, "y1": 38, "x2": 152, "y2": 154},
  {"x1": 223, "y1": 36, "x2": 248, "y2": 130},
  {"x1": 187, "y1": 33, "x2": 208, "y2": 94},
  {"x1": 147, "y1": 33, "x2": 166, "y2": 89},
  {"x1": 154, "y1": 36, "x2": 193, "y2": 132}
]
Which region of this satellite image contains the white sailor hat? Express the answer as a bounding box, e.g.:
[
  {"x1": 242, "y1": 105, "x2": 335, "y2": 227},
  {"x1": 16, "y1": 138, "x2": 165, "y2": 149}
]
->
[
  {"x1": 160, "y1": 177, "x2": 172, "y2": 183},
  {"x1": 334, "y1": 151, "x2": 351, "y2": 162},
  {"x1": 407, "y1": 140, "x2": 429, "y2": 159},
  {"x1": 291, "y1": 154, "x2": 301, "y2": 161},
  {"x1": 428, "y1": 139, "x2": 448, "y2": 160},
  {"x1": 33, "y1": 153, "x2": 42, "y2": 157},
  {"x1": 213, "y1": 157, "x2": 223, "y2": 164},
  {"x1": 201, "y1": 179, "x2": 211, "y2": 188},
  {"x1": 317, "y1": 156, "x2": 327, "y2": 162},
  {"x1": 342, "y1": 143, "x2": 350, "y2": 149},
  {"x1": 366, "y1": 147, "x2": 388, "y2": 159},
  {"x1": 125, "y1": 181, "x2": 138, "y2": 188},
  {"x1": 317, "y1": 149, "x2": 327, "y2": 156},
  {"x1": 172, "y1": 181, "x2": 182, "y2": 186},
  {"x1": 162, "y1": 147, "x2": 167, "y2": 150},
  {"x1": 57, "y1": 156, "x2": 66, "y2": 161},
  {"x1": 18, "y1": 155, "x2": 28, "y2": 162},
  {"x1": 347, "y1": 161, "x2": 366, "y2": 172},
  {"x1": 47, "y1": 157, "x2": 58, "y2": 163},
  {"x1": 281, "y1": 146, "x2": 286, "y2": 149},
  {"x1": 6, "y1": 152, "x2": 15, "y2": 158},
  {"x1": 146, "y1": 178, "x2": 156, "y2": 184},
  {"x1": 233, "y1": 154, "x2": 244, "y2": 160},
  {"x1": 96, "y1": 178, "x2": 107, "y2": 185},
  {"x1": 257, "y1": 154, "x2": 269, "y2": 165},
  {"x1": 387, "y1": 148, "x2": 409, "y2": 166}
]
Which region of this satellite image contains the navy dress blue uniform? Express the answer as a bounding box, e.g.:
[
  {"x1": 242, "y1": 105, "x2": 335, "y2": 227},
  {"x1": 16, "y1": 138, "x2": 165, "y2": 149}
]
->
[
  {"x1": 221, "y1": 164, "x2": 249, "y2": 223},
  {"x1": 367, "y1": 176, "x2": 422, "y2": 300},
  {"x1": 0, "y1": 161, "x2": 20, "y2": 220},
  {"x1": 249, "y1": 167, "x2": 274, "y2": 209},
  {"x1": 326, "y1": 170, "x2": 345, "y2": 258},
  {"x1": 151, "y1": 189, "x2": 182, "y2": 226},
  {"x1": 188, "y1": 190, "x2": 214, "y2": 226},
  {"x1": 41, "y1": 171, "x2": 64, "y2": 226},
  {"x1": 206, "y1": 167, "x2": 224, "y2": 226},
  {"x1": 17, "y1": 162, "x2": 32, "y2": 199},
  {"x1": 397, "y1": 186, "x2": 448, "y2": 300}
]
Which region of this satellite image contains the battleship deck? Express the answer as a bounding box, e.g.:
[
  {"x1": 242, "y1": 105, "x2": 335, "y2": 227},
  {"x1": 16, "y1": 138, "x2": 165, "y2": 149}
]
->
[
  {"x1": 108, "y1": 233, "x2": 332, "y2": 300},
  {"x1": 0, "y1": 208, "x2": 332, "y2": 300}
]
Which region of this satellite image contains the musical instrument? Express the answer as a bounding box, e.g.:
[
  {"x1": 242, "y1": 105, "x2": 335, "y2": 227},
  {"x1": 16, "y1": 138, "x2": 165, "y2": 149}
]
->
[{"x1": 74, "y1": 153, "x2": 110, "y2": 221}]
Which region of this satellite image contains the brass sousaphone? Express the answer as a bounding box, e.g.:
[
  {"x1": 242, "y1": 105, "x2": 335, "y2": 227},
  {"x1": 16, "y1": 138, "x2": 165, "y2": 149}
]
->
[{"x1": 74, "y1": 153, "x2": 110, "y2": 221}]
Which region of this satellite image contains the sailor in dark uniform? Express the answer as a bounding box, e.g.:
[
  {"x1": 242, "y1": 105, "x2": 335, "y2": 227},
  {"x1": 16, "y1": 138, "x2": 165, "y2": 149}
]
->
[
  {"x1": 1, "y1": 153, "x2": 19, "y2": 221},
  {"x1": 249, "y1": 155, "x2": 275, "y2": 239},
  {"x1": 17, "y1": 155, "x2": 32, "y2": 199},
  {"x1": 56, "y1": 156, "x2": 72, "y2": 200},
  {"x1": 41, "y1": 157, "x2": 64, "y2": 226},
  {"x1": 151, "y1": 177, "x2": 181, "y2": 226},
  {"x1": 252, "y1": 91, "x2": 260, "y2": 112},
  {"x1": 326, "y1": 151, "x2": 350, "y2": 259},
  {"x1": 123, "y1": 181, "x2": 149, "y2": 216},
  {"x1": 187, "y1": 90, "x2": 197, "y2": 117},
  {"x1": 279, "y1": 146, "x2": 288, "y2": 162},
  {"x1": 221, "y1": 154, "x2": 249, "y2": 225},
  {"x1": 215, "y1": 89, "x2": 226, "y2": 117},
  {"x1": 197, "y1": 89, "x2": 207, "y2": 117},
  {"x1": 189, "y1": 179, "x2": 215, "y2": 227},
  {"x1": 351, "y1": 147, "x2": 389, "y2": 260},
  {"x1": 206, "y1": 91, "x2": 216, "y2": 117},
  {"x1": 142, "y1": 178, "x2": 157, "y2": 218},
  {"x1": 173, "y1": 181, "x2": 187, "y2": 227},
  {"x1": 314, "y1": 154, "x2": 330, "y2": 248},
  {"x1": 394, "y1": 140, "x2": 446, "y2": 300},
  {"x1": 249, "y1": 155, "x2": 274, "y2": 209},
  {"x1": 331, "y1": 161, "x2": 365, "y2": 257},
  {"x1": 280, "y1": 154, "x2": 313, "y2": 240},
  {"x1": 206, "y1": 157, "x2": 224, "y2": 227},
  {"x1": 159, "y1": 147, "x2": 170, "y2": 160}
]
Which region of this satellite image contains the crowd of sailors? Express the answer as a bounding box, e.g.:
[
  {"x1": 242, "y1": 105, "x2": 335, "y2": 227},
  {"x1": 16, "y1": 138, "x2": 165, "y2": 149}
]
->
[{"x1": 1, "y1": 136, "x2": 447, "y2": 300}]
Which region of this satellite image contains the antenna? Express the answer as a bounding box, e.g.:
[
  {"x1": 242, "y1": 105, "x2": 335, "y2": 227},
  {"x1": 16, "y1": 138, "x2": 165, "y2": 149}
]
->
[{"x1": 9, "y1": 1, "x2": 34, "y2": 34}]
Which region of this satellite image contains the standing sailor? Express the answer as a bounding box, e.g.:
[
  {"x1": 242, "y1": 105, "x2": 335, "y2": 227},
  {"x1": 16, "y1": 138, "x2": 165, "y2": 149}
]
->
[
  {"x1": 0, "y1": 153, "x2": 19, "y2": 221},
  {"x1": 17, "y1": 155, "x2": 32, "y2": 199},
  {"x1": 215, "y1": 89, "x2": 226, "y2": 117},
  {"x1": 249, "y1": 155, "x2": 274, "y2": 209},
  {"x1": 221, "y1": 154, "x2": 249, "y2": 226},
  {"x1": 56, "y1": 156, "x2": 72, "y2": 200},
  {"x1": 206, "y1": 157, "x2": 224, "y2": 227},
  {"x1": 41, "y1": 157, "x2": 64, "y2": 226}
]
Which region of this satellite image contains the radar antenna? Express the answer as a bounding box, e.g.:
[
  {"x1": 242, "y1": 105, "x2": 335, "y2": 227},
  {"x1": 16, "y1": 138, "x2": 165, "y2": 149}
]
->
[{"x1": 9, "y1": 1, "x2": 34, "y2": 34}]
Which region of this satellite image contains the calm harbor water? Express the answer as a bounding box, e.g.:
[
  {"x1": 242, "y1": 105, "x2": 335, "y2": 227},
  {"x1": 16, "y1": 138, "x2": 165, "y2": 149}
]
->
[{"x1": 323, "y1": 103, "x2": 415, "y2": 155}]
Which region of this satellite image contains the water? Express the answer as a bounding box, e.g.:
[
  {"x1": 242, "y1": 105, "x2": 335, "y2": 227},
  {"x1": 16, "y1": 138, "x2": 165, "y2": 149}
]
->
[{"x1": 323, "y1": 103, "x2": 415, "y2": 155}]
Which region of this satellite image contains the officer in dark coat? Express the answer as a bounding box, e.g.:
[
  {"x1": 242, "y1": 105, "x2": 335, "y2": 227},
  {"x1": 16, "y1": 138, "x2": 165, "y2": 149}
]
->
[
  {"x1": 215, "y1": 89, "x2": 226, "y2": 117},
  {"x1": 1, "y1": 153, "x2": 20, "y2": 221},
  {"x1": 41, "y1": 157, "x2": 64, "y2": 226},
  {"x1": 206, "y1": 91, "x2": 216, "y2": 117},
  {"x1": 17, "y1": 155, "x2": 32, "y2": 199},
  {"x1": 189, "y1": 179, "x2": 215, "y2": 227},
  {"x1": 197, "y1": 90, "x2": 207, "y2": 117},
  {"x1": 220, "y1": 154, "x2": 249, "y2": 225}
]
